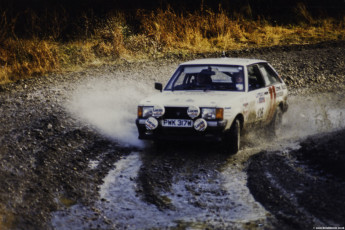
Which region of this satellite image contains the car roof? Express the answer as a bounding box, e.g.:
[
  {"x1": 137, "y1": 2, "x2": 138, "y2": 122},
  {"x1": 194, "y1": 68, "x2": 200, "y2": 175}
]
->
[{"x1": 180, "y1": 57, "x2": 266, "y2": 66}]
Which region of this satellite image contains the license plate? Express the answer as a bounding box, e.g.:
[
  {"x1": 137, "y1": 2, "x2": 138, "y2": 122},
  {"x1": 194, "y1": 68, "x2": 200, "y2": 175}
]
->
[{"x1": 162, "y1": 119, "x2": 193, "y2": 127}]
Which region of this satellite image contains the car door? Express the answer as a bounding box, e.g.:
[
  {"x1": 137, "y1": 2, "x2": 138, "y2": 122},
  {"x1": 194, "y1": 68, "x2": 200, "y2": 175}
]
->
[
  {"x1": 246, "y1": 64, "x2": 272, "y2": 124},
  {"x1": 257, "y1": 63, "x2": 284, "y2": 123}
]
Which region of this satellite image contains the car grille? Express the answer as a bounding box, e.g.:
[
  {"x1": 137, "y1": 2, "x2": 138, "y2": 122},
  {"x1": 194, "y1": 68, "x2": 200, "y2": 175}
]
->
[{"x1": 164, "y1": 107, "x2": 190, "y2": 119}]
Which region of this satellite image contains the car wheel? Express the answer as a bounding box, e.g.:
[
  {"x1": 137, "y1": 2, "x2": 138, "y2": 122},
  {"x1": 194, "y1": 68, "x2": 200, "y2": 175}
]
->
[
  {"x1": 226, "y1": 119, "x2": 241, "y2": 154},
  {"x1": 270, "y1": 107, "x2": 283, "y2": 137}
]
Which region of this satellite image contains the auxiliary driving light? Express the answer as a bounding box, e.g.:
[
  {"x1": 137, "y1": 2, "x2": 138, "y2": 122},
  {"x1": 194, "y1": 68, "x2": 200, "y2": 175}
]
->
[
  {"x1": 153, "y1": 105, "x2": 165, "y2": 118},
  {"x1": 194, "y1": 118, "x2": 207, "y2": 131},
  {"x1": 187, "y1": 105, "x2": 200, "y2": 119},
  {"x1": 145, "y1": 117, "x2": 159, "y2": 130}
]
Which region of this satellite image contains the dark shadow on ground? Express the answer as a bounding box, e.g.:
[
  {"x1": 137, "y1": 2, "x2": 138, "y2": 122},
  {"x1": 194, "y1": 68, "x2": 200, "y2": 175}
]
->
[{"x1": 247, "y1": 129, "x2": 345, "y2": 229}]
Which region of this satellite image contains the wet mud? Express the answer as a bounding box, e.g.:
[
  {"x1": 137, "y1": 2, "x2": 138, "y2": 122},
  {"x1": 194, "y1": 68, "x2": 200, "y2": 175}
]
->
[
  {"x1": 52, "y1": 144, "x2": 271, "y2": 229},
  {"x1": 247, "y1": 129, "x2": 345, "y2": 229}
]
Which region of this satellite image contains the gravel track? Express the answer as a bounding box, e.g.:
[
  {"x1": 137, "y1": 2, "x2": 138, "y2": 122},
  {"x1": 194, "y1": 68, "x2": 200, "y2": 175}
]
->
[{"x1": 0, "y1": 41, "x2": 344, "y2": 229}]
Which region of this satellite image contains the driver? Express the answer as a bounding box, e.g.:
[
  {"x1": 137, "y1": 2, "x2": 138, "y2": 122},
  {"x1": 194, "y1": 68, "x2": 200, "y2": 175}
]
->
[
  {"x1": 233, "y1": 72, "x2": 244, "y2": 90},
  {"x1": 196, "y1": 73, "x2": 212, "y2": 85}
]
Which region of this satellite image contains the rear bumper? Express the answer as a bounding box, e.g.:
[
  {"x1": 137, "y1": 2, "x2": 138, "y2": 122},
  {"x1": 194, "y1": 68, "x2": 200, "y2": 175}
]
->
[{"x1": 136, "y1": 119, "x2": 227, "y2": 142}]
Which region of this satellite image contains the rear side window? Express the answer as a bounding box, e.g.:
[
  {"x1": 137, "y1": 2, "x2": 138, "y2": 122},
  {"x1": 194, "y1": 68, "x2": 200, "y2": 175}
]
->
[
  {"x1": 258, "y1": 63, "x2": 281, "y2": 85},
  {"x1": 247, "y1": 64, "x2": 266, "y2": 91}
]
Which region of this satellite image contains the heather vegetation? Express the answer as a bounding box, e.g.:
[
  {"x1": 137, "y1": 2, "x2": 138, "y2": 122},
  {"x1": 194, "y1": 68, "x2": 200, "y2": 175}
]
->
[{"x1": 0, "y1": 0, "x2": 344, "y2": 83}]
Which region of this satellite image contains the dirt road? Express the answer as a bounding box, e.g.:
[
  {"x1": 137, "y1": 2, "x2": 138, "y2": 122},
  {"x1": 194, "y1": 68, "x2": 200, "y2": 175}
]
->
[{"x1": 0, "y1": 41, "x2": 345, "y2": 229}]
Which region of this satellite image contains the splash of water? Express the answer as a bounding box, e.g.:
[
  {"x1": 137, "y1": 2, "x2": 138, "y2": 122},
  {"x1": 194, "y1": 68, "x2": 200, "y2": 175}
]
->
[
  {"x1": 282, "y1": 93, "x2": 345, "y2": 139},
  {"x1": 65, "y1": 76, "x2": 155, "y2": 147},
  {"x1": 240, "y1": 93, "x2": 345, "y2": 150},
  {"x1": 65, "y1": 74, "x2": 345, "y2": 149}
]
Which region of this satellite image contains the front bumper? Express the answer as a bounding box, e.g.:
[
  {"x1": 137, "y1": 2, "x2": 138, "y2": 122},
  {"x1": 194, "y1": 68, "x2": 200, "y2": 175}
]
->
[{"x1": 136, "y1": 118, "x2": 227, "y2": 142}]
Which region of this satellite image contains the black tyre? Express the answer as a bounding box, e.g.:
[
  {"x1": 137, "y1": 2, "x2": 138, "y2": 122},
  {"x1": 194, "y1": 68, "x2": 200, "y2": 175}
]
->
[{"x1": 226, "y1": 119, "x2": 241, "y2": 154}]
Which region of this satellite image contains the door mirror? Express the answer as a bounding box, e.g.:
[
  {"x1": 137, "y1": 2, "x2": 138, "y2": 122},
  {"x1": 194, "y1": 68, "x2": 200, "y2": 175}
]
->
[{"x1": 155, "y1": 82, "x2": 163, "y2": 92}]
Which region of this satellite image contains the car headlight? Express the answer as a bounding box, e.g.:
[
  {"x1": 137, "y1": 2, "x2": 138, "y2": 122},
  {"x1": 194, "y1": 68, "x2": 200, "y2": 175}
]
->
[
  {"x1": 201, "y1": 108, "x2": 216, "y2": 120},
  {"x1": 138, "y1": 106, "x2": 153, "y2": 118},
  {"x1": 201, "y1": 108, "x2": 223, "y2": 120}
]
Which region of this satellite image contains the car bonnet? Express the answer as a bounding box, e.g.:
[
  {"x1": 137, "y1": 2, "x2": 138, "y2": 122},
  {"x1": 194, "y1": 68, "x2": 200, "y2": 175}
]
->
[{"x1": 139, "y1": 90, "x2": 243, "y2": 108}]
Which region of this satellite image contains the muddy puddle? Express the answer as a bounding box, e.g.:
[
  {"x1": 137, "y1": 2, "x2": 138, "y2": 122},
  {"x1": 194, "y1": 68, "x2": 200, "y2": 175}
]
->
[
  {"x1": 51, "y1": 152, "x2": 148, "y2": 229},
  {"x1": 50, "y1": 133, "x2": 323, "y2": 230},
  {"x1": 51, "y1": 148, "x2": 269, "y2": 229},
  {"x1": 51, "y1": 109, "x2": 345, "y2": 230}
]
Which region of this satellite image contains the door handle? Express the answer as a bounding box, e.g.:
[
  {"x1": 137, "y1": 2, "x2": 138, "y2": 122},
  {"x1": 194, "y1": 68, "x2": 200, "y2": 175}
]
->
[{"x1": 264, "y1": 91, "x2": 269, "y2": 95}]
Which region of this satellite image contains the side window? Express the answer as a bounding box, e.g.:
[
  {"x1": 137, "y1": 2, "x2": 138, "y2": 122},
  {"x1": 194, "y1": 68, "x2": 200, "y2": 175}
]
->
[
  {"x1": 258, "y1": 63, "x2": 281, "y2": 85},
  {"x1": 247, "y1": 65, "x2": 265, "y2": 91}
]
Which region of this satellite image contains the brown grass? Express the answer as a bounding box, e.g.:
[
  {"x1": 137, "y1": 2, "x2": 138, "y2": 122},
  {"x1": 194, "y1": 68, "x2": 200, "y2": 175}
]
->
[
  {"x1": 139, "y1": 7, "x2": 345, "y2": 52},
  {"x1": 1, "y1": 6, "x2": 345, "y2": 84},
  {"x1": 0, "y1": 39, "x2": 59, "y2": 83}
]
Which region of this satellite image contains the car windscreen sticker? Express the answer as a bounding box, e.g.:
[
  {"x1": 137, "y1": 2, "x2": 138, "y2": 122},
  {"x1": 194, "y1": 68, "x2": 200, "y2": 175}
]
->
[
  {"x1": 216, "y1": 66, "x2": 241, "y2": 72},
  {"x1": 184, "y1": 66, "x2": 240, "y2": 74},
  {"x1": 184, "y1": 66, "x2": 207, "y2": 74}
]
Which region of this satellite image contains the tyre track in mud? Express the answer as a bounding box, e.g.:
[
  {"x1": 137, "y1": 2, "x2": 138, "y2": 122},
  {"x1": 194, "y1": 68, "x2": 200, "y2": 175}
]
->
[
  {"x1": 137, "y1": 144, "x2": 270, "y2": 229},
  {"x1": 0, "y1": 41, "x2": 345, "y2": 229},
  {"x1": 52, "y1": 144, "x2": 271, "y2": 229},
  {"x1": 247, "y1": 130, "x2": 345, "y2": 229}
]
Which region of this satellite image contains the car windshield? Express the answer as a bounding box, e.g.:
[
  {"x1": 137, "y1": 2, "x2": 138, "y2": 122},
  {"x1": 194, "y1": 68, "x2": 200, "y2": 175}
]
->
[{"x1": 165, "y1": 65, "x2": 245, "y2": 91}]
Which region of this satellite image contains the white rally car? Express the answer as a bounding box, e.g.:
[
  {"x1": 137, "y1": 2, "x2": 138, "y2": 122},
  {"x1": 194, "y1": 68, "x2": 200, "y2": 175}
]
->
[{"x1": 136, "y1": 58, "x2": 288, "y2": 153}]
